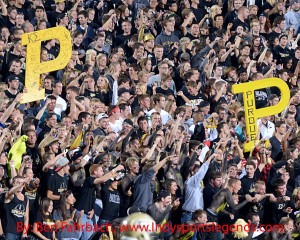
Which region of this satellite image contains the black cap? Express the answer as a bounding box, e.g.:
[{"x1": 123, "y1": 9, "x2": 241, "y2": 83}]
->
[
  {"x1": 123, "y1": 119, "x2": 133, "y2": 127},
  {"x1": 70, "y1": 150, "x2": 83, "y2": 161},
  {"x1": 56, "y1": 13, "x2": 67, "y2": 21},
  {"x1": 8, "y1": 74, "x2": 20, "y2": 82},
  {"x1": 259, "y1": 12, "x2": 268, "y2": 17}
]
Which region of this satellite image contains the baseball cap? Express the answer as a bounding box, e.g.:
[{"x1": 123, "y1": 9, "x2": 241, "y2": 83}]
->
[
  {"x1": 56, "y1": 13, "x2": 67, "y2": 21},
  {"x1": 97, "y1": 113, "x2": 108, "y2": 121},
  {"x1": 8, "y1": 74, "x2": 20, "y2": 82},
  {"x1": 259, "y1": 12, "x2": 268, "y2": 17},
  {"x1": 55, "y1": 157, "x2": 69, "y2": 172},
  {"x1": 70, "y1": 150, "x2": 83, "y2": 161},
  {"x1": 123, "y1": 119, "x2": 133, "y2": 127}
]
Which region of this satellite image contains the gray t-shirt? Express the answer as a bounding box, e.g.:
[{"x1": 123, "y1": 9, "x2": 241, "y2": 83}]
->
[{"x1": 53, "y1": 208, "x2": 82, "y2": 239}]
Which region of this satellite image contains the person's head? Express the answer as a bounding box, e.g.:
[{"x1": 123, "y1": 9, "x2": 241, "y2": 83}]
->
[
  {"x1": 40, "y1": 197, "x2": 53, "y2": 217},
  {"x1": 89, "y1": 164, "x2": 104, "y2": 178},
  {"x1": 78, "y1": 111, "x2": 92, "y2": 125},
  {"x1": 291, "y1": 0, "x2": 300, "y2": 11},
  {"x1": 287, "y1": 146, "x2": 299, "y2": 161},
  {"x1": 280, "y1": 217, "x2": 294, "y2": 233},
  {"x1": 254, "y1": 181, "x2": 266, "y2": 195},
  {"x1": 59, "y1": 190, "x2": 76, "y2": 218},
  {"x1": 275, "y1": 120, "x2": 287, "y2": 135},
  {"x1": 247, "y1": 213, "x2": 260, "y2": 226},
  {"x1": 274, "y1": 178, "x2": 287, "y2": 196},
  {"x1": 119, "y1": 103, "x2": 131, "y2": 119},
  {"x1": 72, "y1": 30, "x2": 84, "y2": 45},
  {"x1": 228, "y1": 178, "x2": 242, "y2": 193},
  {"x1": 126, "y1": 157, "x2": 140, "y2": 175},
  {"x1": 154, "y1": 45, "x2": 164, "y2": 60},
  {"x1": 238, "y1": 6, "x2": 249, "y2": 20},
  {"x1": 278, "y1": 69, "x2": 289, "y2": 82},
  {"x1": 52, "y1": 81, "x2": 63, "y2": 96},
  {"x1": 7, "y1": 74, "x2": 20, "y2": 90},
  {"x1": 139, "y1": 94, "x2": 151, "y2": 109},
  {"x1": 279, "y1": 33, "x2": 288, "y2": 47},
  {"x1": 98, "y1": 113, "x2": 109, "y2": 129},
  {"x1": 227, "y1": 164, "x2": 238, "y2": 178},
  {"x1": 150, "y1": 112, "x2": 162, "y2": 127},
  {"x1": 199, "y1": 101, "x2": 210, "y2": 115},
  {"x1": 12, "y1": 176, "x2": 24, "y2": 192},
  {"x1": 153, "y1": 93, "x2": 167, "y2": 109},
  {"x1": 46, "y1": 95, "x2": 57, "y2": 112},
  {"x1": 157, "y1": 190, "x2": 172, "y2": 206},
  {"x1": 23, "y1": 167, "x2": 34, "y2": 180},
  {"x1": 78, "y1": 10, "x2": 88, "y2": 26},
  {"x1": 137, "y1": 116, "x2": 148, "y2": 132},
  {"x1": 10, "y1": 59, "x2": 22, "y2": 74},
  {"x1": 46, "y1": 113, "x2": 57, "y2": 128},
  {"x1": 162, "y1": 17, "x2": 175, "y2": 33},
  {"x1": 26, "y1": 129, "x2": 37, "y2": 145},
  {"x1": 217, "y1": 121, "x2": 230, "y2": 135},
  {"x1": 245, "y1": 160, "x2": 256, "y2": 177},
  {"x1": 132, "y1": 42, "x2": 144, "y2": 59},
  {"x1": 268, "y1": 94, "x2": 279, "y2": 106},
  {"x1": 233, "y1": 0, "x2": 243, "y2": 10},
  {"x1": 193, "y1": 210, "x2": 207, "y2": 224},
  {"x1": 164, "y1": 179, "x2": 178, "y2": 195},
  {"x1": 210, "y1": 171, "x2": 222, "y2": 188},
  {"x1": 121, "y1": 20, "x2": 132, "y2": 34}
]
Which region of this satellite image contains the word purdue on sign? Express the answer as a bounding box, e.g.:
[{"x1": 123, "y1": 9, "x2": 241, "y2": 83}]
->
[
  {"x1": 232, "y1": 78, "x2": 290, "y2": 151},
  {"x1": 20, "y1": 27, "x2": 72, "y2": 103}
]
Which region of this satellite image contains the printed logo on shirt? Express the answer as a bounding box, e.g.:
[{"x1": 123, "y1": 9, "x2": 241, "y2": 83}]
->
[
  {"x1": 11, "y1": 204, "x2": 26, "y2": 217},
  {"x1": 25, "y1": 191, "x2": 37, "y2": 200},
  {"x1": 190, "y1": 99, "x2": 203, "y2": 108},
  {"x1": 109, "y1": 193, "x2": 120, "y2": 204},
  {"x1": 58, "y1": 182, "x2": 67, "y2": 193}
]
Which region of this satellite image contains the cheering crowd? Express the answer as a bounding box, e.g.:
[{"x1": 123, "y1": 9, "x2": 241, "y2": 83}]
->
[{"x1": 0, "y1": 0, "x2": 300, "y2": 239}]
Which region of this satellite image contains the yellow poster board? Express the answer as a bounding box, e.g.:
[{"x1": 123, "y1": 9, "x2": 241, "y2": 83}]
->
[
  {"x1": 232, "y1": 78, "x2": 290, "y2": 151},
  {"x1": 21, "y1": 27, "x2": 72, "y2": 103}
]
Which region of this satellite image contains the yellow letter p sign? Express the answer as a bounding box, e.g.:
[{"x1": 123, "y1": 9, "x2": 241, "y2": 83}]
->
[
  {"x1": 232, "y1": 78, "x2": 290, "y2": 151},
  {"x1": 21, "y1": 27, "x2": 72, "y2": 103}
]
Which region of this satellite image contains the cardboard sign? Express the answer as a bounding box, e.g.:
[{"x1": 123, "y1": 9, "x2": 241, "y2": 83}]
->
[
  {"x1": 21, "y1": 27, "x2": 72, "y2": 103},
  {"x1": 232, "y1": 78, "x2": 290, "y2": 151}
]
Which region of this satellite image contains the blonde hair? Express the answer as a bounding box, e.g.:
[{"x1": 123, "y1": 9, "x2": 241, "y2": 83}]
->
[
  {"x1": 96, "y1": 76, "x2": 110, "y2": 93},
  {"x1": 136, "y1": 83, "x2": 147, "y2": 95},
  {"x1": 210, "y1": 5, "x2": 222, "y2": 20},
  {"x1": 233, "y1": 219, "x2": 248, "y2": 239},
  {"x1": 85, "y1": 49, "x2": 97, "y2": 66},
  {"x1": 165, "y1": 99, "x2": 176, "y2": 115}
]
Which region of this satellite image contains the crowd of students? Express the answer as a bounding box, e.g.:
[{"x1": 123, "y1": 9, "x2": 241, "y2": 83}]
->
[{"x1": 0, "y1": 0, "x2": 300, "y2": 239}]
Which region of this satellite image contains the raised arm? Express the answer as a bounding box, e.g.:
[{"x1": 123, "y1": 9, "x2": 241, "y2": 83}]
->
[
  {"x1": 94, "y1": 165, "x2": 125, "y2": 185},
  {"x1": 0, "y1": 94, "x2": 21, "y2": 124}
]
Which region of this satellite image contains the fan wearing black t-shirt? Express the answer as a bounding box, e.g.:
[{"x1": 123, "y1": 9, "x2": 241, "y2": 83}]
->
[
  {"x1": 99, "y1": 179, "x2": 122, "y2": 226},
  {"x1": 75, "y1": 164, "x2": 124, "y2": 240},
  {"x1": 177, "y1": 81, "x2": 207, "y2": 108},
  {"x1": 268, "y1": 179, "x2": 294, "y2": 224},
  {"x1": 46, "y1": 157, "x2": 70, "y2": 209},
  {"x1": 155, "y1": 74, "x2": 175, "y2": 96},
  {"x1": 239, "y1": 160, "x2": 265, "y2": 196}
]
